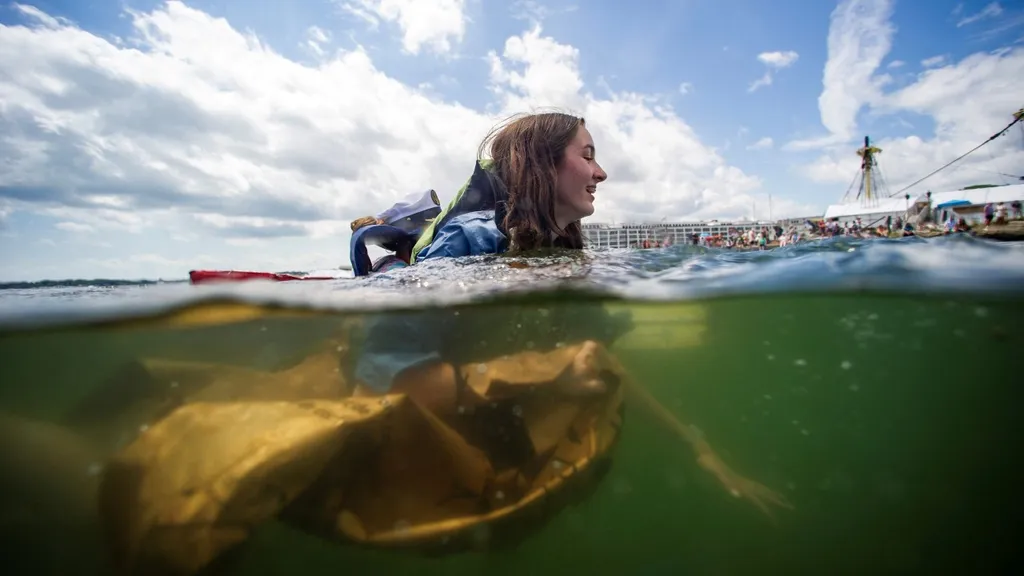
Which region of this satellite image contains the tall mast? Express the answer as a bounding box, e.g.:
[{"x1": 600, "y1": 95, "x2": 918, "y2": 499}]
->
[{"x1": 856, "y1": 135, "x2": 883, "y2": 205}]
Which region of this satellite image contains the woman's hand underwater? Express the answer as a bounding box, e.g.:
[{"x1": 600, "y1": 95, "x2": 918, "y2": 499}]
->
[
  {"x1": 552, "y1": 339, "x2": 794, "y2": 521},
  {"x1": 696, "y1": 449, "x2": 794, "y2": 520}
]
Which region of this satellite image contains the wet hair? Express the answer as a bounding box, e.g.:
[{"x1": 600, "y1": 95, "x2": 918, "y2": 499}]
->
[{"x1": 479, "y1": 112, "x2": 586, "y2": 252}]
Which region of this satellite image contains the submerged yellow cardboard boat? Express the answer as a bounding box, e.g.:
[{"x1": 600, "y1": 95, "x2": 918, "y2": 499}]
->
[
  {"x1": 43, "y1": 301, "x2": 790, "y2": 576},
  {"x1": 90, "y1": 334, "x2": 625, "y2": 576}
]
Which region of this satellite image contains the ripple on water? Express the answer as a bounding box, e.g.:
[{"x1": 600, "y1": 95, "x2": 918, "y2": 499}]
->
[{"x1": 0, "y1": 235, "x2": 1022, "y2": 330}]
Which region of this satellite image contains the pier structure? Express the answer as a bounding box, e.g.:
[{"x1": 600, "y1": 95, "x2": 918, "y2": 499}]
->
[{"x1": 582, "y1": 220, "x2": 769, "y2": 248}]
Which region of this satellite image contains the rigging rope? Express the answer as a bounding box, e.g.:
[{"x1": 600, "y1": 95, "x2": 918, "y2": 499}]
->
[
  {"x1": 841, "y1": 170, "x2": 859, "y2": 203},
  {"x1": 876, "y1": 164, "x2": 892, "y2": 200},
  {"x1": 887, "y1": 108, "x2": 1024, "y2": 198}
]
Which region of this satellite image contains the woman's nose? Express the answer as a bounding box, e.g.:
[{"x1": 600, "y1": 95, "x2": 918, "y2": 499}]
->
[{"x1": 594, "y1": 162, "x2": 607, "y2": 182}]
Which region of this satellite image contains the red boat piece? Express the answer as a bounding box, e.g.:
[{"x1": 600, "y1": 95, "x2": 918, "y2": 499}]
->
[{"x1": 188, "y1": 270, "x2": 337, "y2": 285}]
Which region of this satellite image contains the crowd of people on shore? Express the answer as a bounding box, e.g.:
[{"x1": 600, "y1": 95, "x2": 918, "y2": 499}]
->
[
  {"x1": 630, "y1": 224, "x2": 801, "y2": 251},
  {"x1": 625, "y1": 200, "x2": 1024, "y2": 252},
  {"x1": 980, "y1": 201, "x2": 1021, "y2": 227},
  {"x1": 814, "y1": 216, "x2": 908, "y2": 238}
]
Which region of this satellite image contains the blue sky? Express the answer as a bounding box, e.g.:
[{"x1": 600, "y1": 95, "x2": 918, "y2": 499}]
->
[{"x1": 0, "y1": 0, "x2": 1022, "y2": 281}]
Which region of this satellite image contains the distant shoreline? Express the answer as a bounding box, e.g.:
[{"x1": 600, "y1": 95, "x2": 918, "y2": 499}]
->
[
  {"x1": 0, "y1": 278, "x2": 186, "y2": 290},
  {"x1": 0, "y1": 267, "x2": 356, "y2": 289}
]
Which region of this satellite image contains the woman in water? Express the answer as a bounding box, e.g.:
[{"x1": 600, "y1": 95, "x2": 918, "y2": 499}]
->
[
  {"x1": 353, "y1": 112, "x2": 792, "y2": 516},
  {"x1": 0, "y1": 113, "x2": 790, "y2": 575}
]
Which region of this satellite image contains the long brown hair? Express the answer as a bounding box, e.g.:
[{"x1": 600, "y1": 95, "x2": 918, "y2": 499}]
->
[{"x1": 479, "y1": 112, "x2": 586, "y2": 252}]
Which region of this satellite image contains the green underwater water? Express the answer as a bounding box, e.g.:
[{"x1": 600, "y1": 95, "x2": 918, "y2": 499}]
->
[{"x1": 0, "y1": 292, "x2": 1020, "y2": 575}]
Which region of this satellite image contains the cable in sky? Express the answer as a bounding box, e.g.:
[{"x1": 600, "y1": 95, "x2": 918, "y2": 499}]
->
[{"x1": 888, "y1": 106, "x2": 1024, "y2": 198}]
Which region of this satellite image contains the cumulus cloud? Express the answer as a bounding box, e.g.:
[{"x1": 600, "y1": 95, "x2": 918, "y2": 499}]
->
[
  {"x1": 795, "y1": 0, "x2": 1024, "y2": 197},
  {"x1": 748, "y1": 50, "x2": 799, "y2": 93},
  {"x1": 0, "y1": 1, "x2": 800, "y2": 279},
  {"x1": 338, "y1": 0, "x2": 467, "y2": 55},
  {"x1": 758, "y1": 50, "x2": 800, "y2": 68},
  {"x1": 482, "y1": 27, "x2": 809, "y2": 221},
  {"x1": 0, "y1": 2, "x2": 488, "y2": 240},
  {"x1": 747, "y1": 137, "x2": 774, "y2": 151}
]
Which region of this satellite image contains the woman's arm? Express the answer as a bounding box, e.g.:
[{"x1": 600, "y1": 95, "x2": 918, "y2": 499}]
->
[
  {"x1": 352, "y1": 305, "x2": 461, "y2": 402},
  {"x1": 591, "y1": 345, "x2": 793, "y2": 519}
]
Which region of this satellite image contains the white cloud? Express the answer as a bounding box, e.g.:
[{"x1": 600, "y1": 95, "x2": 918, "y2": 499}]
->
[
  {"x1": 747, "y1": 137, "x2": 774, "y2": 151},
  {"x1": 0, "y1": 2, "x2": 802, "y2": 280},
  {"x1": 55, "y1": 221, "x2": 95, "y2": 233},
  {"x1": 795, "y1": 0, "x2": 1024, "y2": 198},
  {"x1": 748, "y1": 50, "x2": 799, "y2": 92},
  {"x1": 787, "y1": 0, "x2": 896, "y2": 149},
  {"x1": 956, "y1": 2, "x2": 1003, "y2": 28},
  {"x1": 678, "y1": 82, "x2": 693, "y2": 95},
  {"x1": 887, "y1": 59, "x2": 905, "y2": 68},
  {"x1": 338, "y1": 0, "x2": 467, "y2": 55},
  {"x1": 969, "y1": 10, "x2": 1024, "y2": 43},
  {"x1": 510, "y1": 0, "x2": 578, "y2": 24},
  {"x1": 12, "y1": 3, "x2": 68, "y2": 28},
  {"x1": 484, "y1": 26, "x2": 787, "y2": 221},
  {"x1": 303, "y1": 25, "x2": 331, "y2": 57},
  {"x1": 921, "y1": 54, "x2": 947, "y2": 68},
  {"x1": 1, "y1": 0, "x2": 487, "y2": 244},
  {"x1": 757, "y1": 50, "x2": 799, "y2": 68},
  {"x1": 486, "y1": 25, "x2": 586, "y2": 112},
  {"x1": 747, "y1": 71, "x2": 773, "y2": 93}
]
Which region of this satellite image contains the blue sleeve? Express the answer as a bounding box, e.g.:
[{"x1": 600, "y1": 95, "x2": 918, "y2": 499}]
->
[
  {"x1": 355, "y1": 211, "x2": 505, "y2": 393},
  {"x1": 354, "y1": 310, "x2": 455, "y2": 394},
  {"x1": 417, "y1": 211, "x2": 506, "y2": 261}
]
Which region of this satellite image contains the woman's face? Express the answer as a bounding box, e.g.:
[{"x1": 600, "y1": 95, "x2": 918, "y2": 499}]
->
[{"x1": 554, "y1": 125, "x2": 607, "y2": 229}]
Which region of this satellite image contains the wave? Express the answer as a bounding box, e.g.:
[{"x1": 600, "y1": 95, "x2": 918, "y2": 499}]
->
[{"x1": 0, "y1": 234, "x2": 1021, "y2": 331}]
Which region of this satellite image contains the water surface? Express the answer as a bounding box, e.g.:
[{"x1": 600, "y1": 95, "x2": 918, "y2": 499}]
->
[{"x1": 0, "y1": 235, "x2": 1020, "y2": 575}]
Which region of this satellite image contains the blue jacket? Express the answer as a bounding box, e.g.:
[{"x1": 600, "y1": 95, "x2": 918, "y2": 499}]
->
[
  {"x1": 411, "y1": 159, "x2": 510, "y2": 262},
  {"x1": 415, "y1": 210, "x2": 507, "y2": 260},
  {"x1": 353, "y1": 161, "x2": 631, "y2": 393},
  {"x1": 353, "y1": 210, "x2": 510, "y2": 393},
  {"x1": 356, "y1": 161, "x2": 510, "y2": 392}
]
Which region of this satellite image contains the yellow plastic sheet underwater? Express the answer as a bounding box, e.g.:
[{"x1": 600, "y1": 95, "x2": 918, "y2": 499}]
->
[{"x1": 87, "y1": 334, "x2": 625, "y2": 576}]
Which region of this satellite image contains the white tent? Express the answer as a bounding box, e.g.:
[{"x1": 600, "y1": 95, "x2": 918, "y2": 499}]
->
[
  {"x1": 822, "y1": 183, "x2": 1024, "y2": 222},
  {"x1": 822, "y1": 197, "x2": 911, "y2": 222},
  {"x1": 920, "y1": 184, "x2": 1024, "y2": 208}
]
